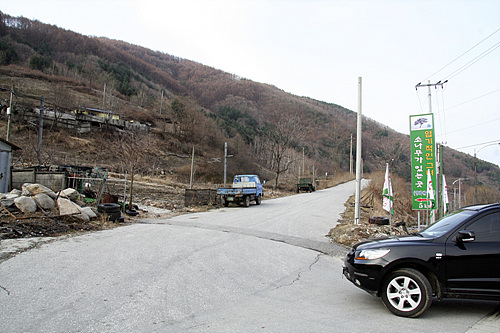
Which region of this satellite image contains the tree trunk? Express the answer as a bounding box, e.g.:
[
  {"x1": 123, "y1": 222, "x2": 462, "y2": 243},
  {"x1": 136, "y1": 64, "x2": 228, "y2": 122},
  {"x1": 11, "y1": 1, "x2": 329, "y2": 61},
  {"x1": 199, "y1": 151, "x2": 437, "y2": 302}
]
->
[
  {"x1": 128, "y1": 164, "x2": 135, "y2": 209},
  {"x1": 274, "y1": 157, "x2": 281, "y2": 191}
]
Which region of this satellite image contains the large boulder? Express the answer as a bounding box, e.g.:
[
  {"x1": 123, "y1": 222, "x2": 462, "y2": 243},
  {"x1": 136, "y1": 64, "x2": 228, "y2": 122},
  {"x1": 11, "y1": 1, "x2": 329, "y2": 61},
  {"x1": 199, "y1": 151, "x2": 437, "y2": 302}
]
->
[
  {"x1": 0, "y1": 190, "x2": 21, "y2": 208},
  {"x1": 22, "y1": 183, "x2": 57, "y2": 199},
  {"x1": 57, "y1": 197, "x2": 89, "y2": 221},
  {"x1": 9, "y1": 189, "x2": 22, "y2": 196},
  {"x1": 34, "y1": 193, "x2": 56, "y2": 210},
  {"x1": 14, "y1": 196, "x2": 37, "y2": 213},
  {"x1": 58, "y1": 188, "x2": 81, "y2": 201},
  {"x1": 81, "y1": 206, "x2": 97, "y2": 219},
  {"x1": 57, "y1": 197, "x2": 82, "y2": 215},
  {"x1": 75, "y1": 212, "x2": 90, "y2": 222}
]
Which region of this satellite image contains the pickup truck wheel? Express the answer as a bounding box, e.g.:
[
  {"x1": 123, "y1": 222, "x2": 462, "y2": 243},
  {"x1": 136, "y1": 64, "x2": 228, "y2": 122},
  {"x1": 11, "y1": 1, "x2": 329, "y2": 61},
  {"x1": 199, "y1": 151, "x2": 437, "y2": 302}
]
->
[
  {"x1": 381, "y1": 268, "x2": 432, "y2": 318},
  {"x1": 256, "y1": 195, "x2": 262, "y2": 205},
  {"x1": 243, "y1": 196, "x2": 250, "y2": 207}
]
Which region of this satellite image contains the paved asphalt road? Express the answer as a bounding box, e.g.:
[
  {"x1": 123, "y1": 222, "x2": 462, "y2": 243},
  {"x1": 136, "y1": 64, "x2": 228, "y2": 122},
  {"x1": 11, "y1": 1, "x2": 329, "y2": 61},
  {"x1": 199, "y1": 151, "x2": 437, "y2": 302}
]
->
[{"x1": 0, "y1": 180, "x2": 498, "y2": 332}]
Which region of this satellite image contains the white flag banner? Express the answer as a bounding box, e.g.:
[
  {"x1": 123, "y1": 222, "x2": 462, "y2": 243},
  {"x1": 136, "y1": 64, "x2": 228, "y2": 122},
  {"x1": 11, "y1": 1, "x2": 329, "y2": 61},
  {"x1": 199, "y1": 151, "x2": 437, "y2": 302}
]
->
[
  {"x1": 382, "y1": 164, "x2": 394, "y2": 214},
  {"x1": 426, "y1": 168, "x2": 435, "y2": 206},
  {"x1": 443, "y1": 175, "x2": 449, "y2": 215},
  {"x1": 426, "y1": 168, "x2": 436, "y2": 222}
]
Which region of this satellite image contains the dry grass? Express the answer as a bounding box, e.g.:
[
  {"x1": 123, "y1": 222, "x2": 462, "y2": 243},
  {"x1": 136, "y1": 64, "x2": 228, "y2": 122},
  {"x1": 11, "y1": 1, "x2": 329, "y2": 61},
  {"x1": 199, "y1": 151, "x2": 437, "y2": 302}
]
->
[
  {"x1": 318, "y1": 172, "x2": 355, "y2": 189},
  {"x1": 328, "y1": 172, "x2": 420, "y2": 247},
  {"x1": 366, "y1": 171, "x2": 418, "y2": 223}
]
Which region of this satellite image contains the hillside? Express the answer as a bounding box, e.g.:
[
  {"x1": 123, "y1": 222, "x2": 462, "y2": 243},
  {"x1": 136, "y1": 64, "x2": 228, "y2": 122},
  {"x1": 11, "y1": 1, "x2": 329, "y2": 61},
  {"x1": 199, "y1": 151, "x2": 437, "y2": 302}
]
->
[{"x1": 0, "y1": 11, "x2": 499, "y2": 204}]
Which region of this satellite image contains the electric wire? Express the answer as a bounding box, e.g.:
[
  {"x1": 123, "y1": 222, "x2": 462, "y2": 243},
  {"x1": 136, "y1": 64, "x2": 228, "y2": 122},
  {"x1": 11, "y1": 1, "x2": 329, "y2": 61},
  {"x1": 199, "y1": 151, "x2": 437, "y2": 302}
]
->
[
  {"x1": 434, "y1": 85, "x2": 443, "y2": 141},
  {"x1": 437, "y1": 88, "x2": 500, "y2": 113},
  {"x1": 415, "y1": 89, "x2": 425, "y2": 113},
  {"x1": 423, "y1": 28, "x2": 500, "y2": 82},
  {"x1": 445, "y1": 41, "x2": 500, "y2": 80},
  {"x1": 436, "y1": 117, "x2": 500, "y2": 136},
  {"x1": 456, "y1": 139, "x2": 500, "y2": 150},
  {"x1": 440, "y1": 87, "x2": 447, "y2": 144}
]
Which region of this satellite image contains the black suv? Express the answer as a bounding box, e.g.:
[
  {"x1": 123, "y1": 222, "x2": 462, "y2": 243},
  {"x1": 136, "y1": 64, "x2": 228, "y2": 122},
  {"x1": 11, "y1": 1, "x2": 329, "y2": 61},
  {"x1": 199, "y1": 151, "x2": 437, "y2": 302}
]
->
[{"x1": 343, "y1": 203, "x2": 500, "y2": 317}]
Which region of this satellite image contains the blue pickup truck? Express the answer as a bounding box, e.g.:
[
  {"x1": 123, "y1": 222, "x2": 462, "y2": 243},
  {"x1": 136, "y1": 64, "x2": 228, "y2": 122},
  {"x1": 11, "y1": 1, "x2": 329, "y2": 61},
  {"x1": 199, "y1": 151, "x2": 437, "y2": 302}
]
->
[{"x1": 217, "y1": 174, "x2": 264, "y2": 207}]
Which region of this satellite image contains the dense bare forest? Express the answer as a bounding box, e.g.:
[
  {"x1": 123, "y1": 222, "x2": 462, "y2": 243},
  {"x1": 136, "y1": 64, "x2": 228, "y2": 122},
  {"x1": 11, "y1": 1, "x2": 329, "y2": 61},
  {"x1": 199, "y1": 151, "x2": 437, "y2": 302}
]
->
[{"x1": 0, "y1": 12, "x2": 498, "y2": 203}]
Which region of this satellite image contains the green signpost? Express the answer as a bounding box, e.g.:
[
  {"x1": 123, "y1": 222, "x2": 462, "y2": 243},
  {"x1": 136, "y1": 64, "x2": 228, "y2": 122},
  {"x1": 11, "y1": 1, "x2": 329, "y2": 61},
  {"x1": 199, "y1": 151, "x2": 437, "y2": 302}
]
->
[{"x1": 410, "y1": 113, "x2": 436, "y2": 210}]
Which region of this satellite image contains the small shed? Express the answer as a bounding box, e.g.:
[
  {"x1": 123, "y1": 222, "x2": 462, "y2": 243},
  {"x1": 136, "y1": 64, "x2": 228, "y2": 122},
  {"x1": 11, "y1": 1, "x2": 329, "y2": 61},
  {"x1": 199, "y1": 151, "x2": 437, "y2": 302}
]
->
[{"x1": 0, "y1": 138, "x2": 21, "y2": 193}]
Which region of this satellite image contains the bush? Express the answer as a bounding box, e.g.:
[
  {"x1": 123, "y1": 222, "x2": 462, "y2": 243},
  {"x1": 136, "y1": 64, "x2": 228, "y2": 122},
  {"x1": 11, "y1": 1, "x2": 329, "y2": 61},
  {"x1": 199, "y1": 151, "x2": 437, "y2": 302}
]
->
[
  {"x1": 0, "y1": 39, "x2": 18, "y2": 65},
  {"x1": 29, "y1": 54, "x2": 52, "y2": 71}
]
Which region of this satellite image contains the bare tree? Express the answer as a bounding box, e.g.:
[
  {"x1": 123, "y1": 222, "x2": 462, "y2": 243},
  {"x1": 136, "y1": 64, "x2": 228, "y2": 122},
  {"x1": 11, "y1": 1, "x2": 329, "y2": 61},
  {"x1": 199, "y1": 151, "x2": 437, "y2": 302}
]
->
[
  {"x1": 261, "y1": 110, "x2": 304, "y2": 189},
  {"x1": 171, "y1": 97, "x2": 203, "y2": 142},
  {"x1": 111, "y1": 129, "x2": 150, "y2": 208},
  {"x1": 50, "y1": 83, "x2": 75, "y2": 129}
]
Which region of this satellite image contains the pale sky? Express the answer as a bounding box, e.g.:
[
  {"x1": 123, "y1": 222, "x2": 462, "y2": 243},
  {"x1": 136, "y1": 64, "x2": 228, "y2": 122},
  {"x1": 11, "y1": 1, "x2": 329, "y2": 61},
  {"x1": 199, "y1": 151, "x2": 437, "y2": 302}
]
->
[{"x1": 2, "y1": 0, "x2": 500, "y2": 169}]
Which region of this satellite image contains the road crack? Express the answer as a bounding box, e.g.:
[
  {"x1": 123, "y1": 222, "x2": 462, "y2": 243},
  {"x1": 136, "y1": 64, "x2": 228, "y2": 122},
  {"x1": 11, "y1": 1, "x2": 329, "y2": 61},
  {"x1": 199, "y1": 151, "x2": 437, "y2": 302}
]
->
[
  {"x1": 0, "y1": 285, "x2": 11, "y2": 295},
  {"x1": 275, "y1": 253, "x2": 322, "y2": 290}
]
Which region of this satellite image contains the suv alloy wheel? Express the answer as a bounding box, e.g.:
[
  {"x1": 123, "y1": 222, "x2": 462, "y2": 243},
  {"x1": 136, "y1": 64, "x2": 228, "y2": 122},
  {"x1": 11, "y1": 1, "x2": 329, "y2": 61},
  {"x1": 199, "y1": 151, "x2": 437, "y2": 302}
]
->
[{"x1": 381, "y1": 268, "x2": 433, "y2": 317}]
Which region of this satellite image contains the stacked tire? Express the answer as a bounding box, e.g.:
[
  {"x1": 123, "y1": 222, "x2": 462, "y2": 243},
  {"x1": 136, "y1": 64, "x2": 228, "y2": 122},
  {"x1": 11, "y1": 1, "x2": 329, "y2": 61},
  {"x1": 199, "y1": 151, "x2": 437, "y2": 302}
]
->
[
  {"x1": 97, "y1": 203, "x2": 121, "y2": 221},
  {"x1": 124, "y1": 203, "x2": 139, "y2": 216},
  {"x1": 369, "y1": 216, "x2": 390, "y2": 225}
]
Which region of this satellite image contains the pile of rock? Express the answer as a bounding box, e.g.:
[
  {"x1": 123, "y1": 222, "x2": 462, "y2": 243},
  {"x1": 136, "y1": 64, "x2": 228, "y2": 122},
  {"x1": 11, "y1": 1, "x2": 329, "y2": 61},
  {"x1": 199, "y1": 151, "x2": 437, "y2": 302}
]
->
[
  {"x1": 0, "y1": 183, "x2": 97, "y2": 222},
  {"x1": 328, "y1": 222, "x2": 409, "y2": 247}
]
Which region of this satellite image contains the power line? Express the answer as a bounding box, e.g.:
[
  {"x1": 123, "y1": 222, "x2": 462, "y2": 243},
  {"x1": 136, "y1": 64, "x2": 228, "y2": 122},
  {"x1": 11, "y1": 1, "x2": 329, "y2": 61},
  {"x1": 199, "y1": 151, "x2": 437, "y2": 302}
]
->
[
  {"x1": 415, "y1": 89, "x2": 425, "y2": 113},
  {"x1": 455, "y1": 139, "x2": 500, "y2": 150},
  {"x1": 434, "y1": 86, "x2": 447, "y2": 143},
  {"x1": 436, "y1": 88, "x2": 500, "y2": 113},
  {"x1": 423, "y1": 28, "x2": 500, "y2": 81},
  {"x1": 436, "y1": 117, "x2": 500, "y2": 136},
  {"x1": 445, "y1": 41, "x2": 500, "y2": 80}
]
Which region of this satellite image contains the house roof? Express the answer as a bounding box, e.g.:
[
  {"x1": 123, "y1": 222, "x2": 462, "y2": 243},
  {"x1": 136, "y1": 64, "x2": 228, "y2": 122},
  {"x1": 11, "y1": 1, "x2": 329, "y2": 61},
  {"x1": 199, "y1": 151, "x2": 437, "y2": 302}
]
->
[
  {"x1": 79, "y1": 107, "x2": 114, "y2": 114},
  {"x1": 0, "y1": 137, "x2": 21, "y2": 150}
]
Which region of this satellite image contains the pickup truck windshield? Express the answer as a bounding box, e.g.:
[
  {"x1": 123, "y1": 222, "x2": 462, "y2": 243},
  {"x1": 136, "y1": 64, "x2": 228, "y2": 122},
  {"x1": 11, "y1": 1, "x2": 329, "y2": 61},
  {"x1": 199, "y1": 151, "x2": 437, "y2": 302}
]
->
[
  {"x1": 238, "y1": 176, "x2": 250, "y2": 182},
  {"x1": 235, "y1": 176, "x2": 260, "y2": 183}
]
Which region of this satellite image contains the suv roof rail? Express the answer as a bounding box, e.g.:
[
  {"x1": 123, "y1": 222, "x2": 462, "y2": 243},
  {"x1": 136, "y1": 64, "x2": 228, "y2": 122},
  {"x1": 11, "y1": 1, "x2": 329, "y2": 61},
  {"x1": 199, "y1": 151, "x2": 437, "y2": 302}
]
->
[{"x1": 462, "y1": 203, "x2": 500, "y2": 211}]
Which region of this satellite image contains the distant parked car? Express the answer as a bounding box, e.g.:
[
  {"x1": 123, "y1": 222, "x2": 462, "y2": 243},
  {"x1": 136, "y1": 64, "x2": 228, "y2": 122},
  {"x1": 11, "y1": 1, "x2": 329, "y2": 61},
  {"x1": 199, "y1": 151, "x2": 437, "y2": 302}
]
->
[{"x1": 343, "y1": 203, "x2": 500, "y2": 317}]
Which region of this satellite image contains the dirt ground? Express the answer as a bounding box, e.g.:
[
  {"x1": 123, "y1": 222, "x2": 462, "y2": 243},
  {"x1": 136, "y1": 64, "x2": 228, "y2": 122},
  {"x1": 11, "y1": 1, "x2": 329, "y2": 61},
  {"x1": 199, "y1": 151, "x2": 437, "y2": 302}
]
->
[
  {"x1": 0, "y1": 179, "x2": 293, "y2": 240},
  {"x1": 328, "y1": 193, "x2": 411, "y2": 247}
]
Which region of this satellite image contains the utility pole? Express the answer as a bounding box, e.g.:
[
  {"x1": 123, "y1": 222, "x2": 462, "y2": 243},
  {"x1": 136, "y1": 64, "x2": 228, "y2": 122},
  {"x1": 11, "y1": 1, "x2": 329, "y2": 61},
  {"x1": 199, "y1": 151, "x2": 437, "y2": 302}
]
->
[
  {"x1": 223, "y1": 142, "x2": 234, "y2": 187},
  {"x1": 415, "y1": 80, "x2": 447, "y2": 104},
  {"x1": 159, "y1": 90, "x2": 164, "y2": 114},
  {"x1": 354, "y1": 77, "x2": 363, "y2": 225},
  {"x1": 453, "y1": 178, "x2": 468, "y2": 209},
  {"x1": 349, "y1": 133, "x2": 353, "y2": 176},
  {"x1": 302, "y1": 147, "x2": 305, "y2": 176},
  {"x1": 102, "y1": 83, "x2": 106, "y2": 109},
  {"x1": 189, "y1": 146, "x2": 195, "y2": 189},
  {"x1": 474, "y1": 148, "x2": 477, "y2": 204},
  {"x1": 37, "y1": 96, "x2": 45, "y2": 164},
  {"x1": 6, "y1": 85, "x2": 14, "y2": 141},
  {"x1": 224, "y1": 142, "x2": 228, "y2": 186},
  {"x1": 415, "y1": 80, "x2": 447, "y2": 220},
  {"x1": 435, "y1": 143, "x2": 444, "y2": 218}
]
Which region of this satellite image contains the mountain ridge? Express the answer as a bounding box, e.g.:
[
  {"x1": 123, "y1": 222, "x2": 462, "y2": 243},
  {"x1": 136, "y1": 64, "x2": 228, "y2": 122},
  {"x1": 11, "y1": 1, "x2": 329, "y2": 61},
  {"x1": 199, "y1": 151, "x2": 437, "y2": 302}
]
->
[{"x1": 0, "y1": 11, "x2": 498, "y2": 201}]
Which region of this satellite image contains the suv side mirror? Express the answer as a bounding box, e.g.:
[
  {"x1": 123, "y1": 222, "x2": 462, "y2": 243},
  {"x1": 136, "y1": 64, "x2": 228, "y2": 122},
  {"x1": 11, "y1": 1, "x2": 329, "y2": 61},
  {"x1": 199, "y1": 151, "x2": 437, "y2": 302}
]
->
[{"x1": 456, "y1": 230, "x2": 475, "y2": 242}]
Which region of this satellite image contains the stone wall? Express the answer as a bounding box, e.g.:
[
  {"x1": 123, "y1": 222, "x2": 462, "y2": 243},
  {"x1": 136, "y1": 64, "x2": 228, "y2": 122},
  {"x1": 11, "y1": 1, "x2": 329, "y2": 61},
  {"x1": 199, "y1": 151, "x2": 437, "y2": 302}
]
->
[
  {"x1": 11, "y1": 169, "x2": 67, "y2": 192},
  {"x1": 184, "y1": 189, "x2": 217, "y2": 206}
]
